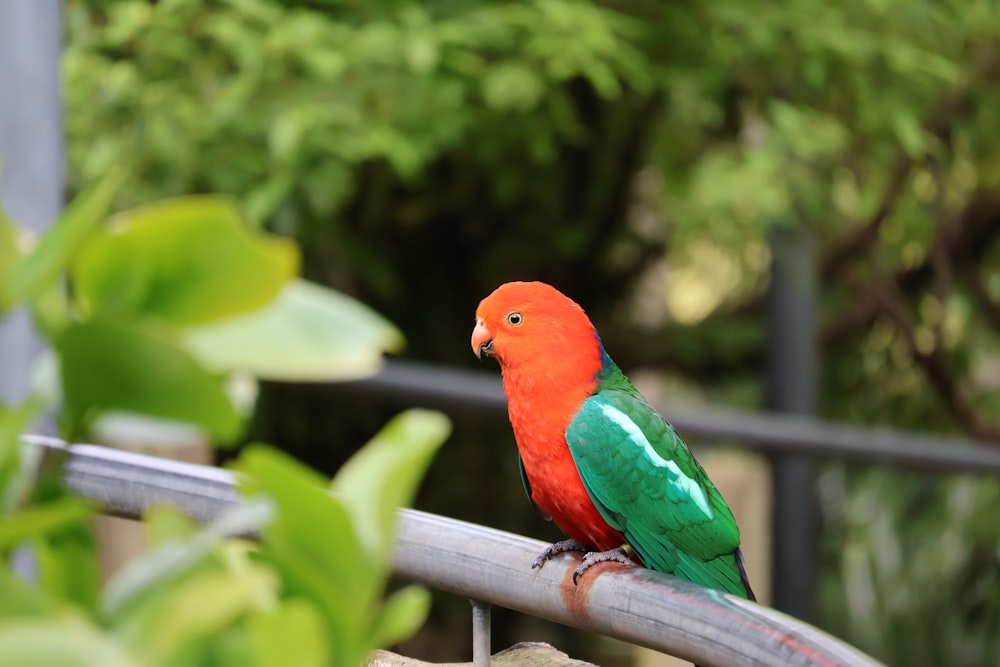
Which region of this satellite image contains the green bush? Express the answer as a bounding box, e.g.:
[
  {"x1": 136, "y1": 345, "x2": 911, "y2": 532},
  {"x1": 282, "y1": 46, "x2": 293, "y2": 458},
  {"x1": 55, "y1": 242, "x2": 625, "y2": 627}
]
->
[
  {"x1": 0, "y1": 410, "x2": 448, "y2": 667},
  {"x1": 0, "y1": 180, "x2": 449, "y2": 665}
]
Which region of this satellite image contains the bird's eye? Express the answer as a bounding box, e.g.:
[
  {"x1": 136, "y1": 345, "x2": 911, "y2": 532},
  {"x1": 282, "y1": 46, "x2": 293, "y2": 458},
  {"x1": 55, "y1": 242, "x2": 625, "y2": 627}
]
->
[{"x1": 506, "y1": 311, "x2": 524, "y2": 326}]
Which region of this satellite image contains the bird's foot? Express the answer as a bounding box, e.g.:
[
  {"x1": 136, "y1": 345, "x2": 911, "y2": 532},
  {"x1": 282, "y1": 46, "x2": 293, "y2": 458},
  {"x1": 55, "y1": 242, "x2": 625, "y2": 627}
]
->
[
  {"x1": 572, "y1": 545, "x2": 638, "y2": 585},
  {"x1": 532, "y1": 538, "x2": 589, "y2": 570}
]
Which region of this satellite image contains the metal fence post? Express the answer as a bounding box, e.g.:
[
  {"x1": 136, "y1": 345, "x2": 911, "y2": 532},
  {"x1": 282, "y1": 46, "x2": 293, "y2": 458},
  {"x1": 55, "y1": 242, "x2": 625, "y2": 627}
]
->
[
  {"x1": 766, "y1": 222, "x2": 820, "y2": 621},
  {"x1": 0, "y1": 0, "x2": 64, "y2": 583},
  {"x1": 0, "y1": 0, "x2": 64, "y2": 406},
  {"x1": 470, "y1": 599, "x2": 492, "y2": 667}
]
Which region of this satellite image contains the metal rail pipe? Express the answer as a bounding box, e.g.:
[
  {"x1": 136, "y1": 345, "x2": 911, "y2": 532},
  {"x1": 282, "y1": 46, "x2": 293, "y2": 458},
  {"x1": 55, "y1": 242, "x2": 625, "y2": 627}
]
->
[
  {"x1": 332, "y1": 359, "x2": 1000, "y2": 474},
  {"x1": 24, "y1": 436, "x2": 882, "y2": 667}
]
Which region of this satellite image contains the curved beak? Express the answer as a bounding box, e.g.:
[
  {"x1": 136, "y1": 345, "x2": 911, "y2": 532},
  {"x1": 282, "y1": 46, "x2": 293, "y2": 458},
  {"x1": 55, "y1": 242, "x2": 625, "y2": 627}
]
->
[{"x1": 471, "y1": 319, "x2": 494, "y2": 360}]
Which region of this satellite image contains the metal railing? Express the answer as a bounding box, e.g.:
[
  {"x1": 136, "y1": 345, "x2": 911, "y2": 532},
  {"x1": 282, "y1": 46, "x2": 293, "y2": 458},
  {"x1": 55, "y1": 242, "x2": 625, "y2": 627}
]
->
[
  {"x1": 329, "y1": 359, "x2": 1000, "y2": 629},
  {"x1": 24, "y1": 435, "x2": 882, "y2": 667},
  {"x1": 332, "y1": 359, "x2": 1000, "y2": 474}
]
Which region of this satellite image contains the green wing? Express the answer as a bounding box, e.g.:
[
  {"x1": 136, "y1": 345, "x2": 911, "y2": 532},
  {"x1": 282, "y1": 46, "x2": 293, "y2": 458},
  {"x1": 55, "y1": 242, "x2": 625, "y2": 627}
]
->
[{"x1": 565, "y1": 388, "x2": 746, "y2": 596}]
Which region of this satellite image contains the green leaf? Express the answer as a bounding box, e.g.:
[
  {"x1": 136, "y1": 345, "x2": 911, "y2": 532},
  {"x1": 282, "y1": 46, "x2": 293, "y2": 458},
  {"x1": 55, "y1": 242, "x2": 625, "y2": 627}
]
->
[
  {"x1": 72, "y1": 195, "x2": 299, "y2": 326},
  {"x1": 0, "y1": 498, "x2": 92, "y2": 549},
  {"x1": 233, "y1": 447, "x2": 372, "y2": 597},
  {"x1": 182, "y1": 279, "x2": 404, "y2": 382},
  {"x1": 143, "y1": 565, "x2": 277, "y2": 664},
  {"x1": 143, "y1": 504, "x2": 200, "y2": 548},
  {"x1": 247, "y1": 600, "x2": 329, "y2": 667},
  {"x1": 0, "y1": 617, "x2": 136, "y2": 667},
  {"x1": 33, "y1": 526, "x2": 102, "y2": 614},
  {"x1": 0, "y1": 206, "x2": 19, "y2": 313},
  {"x1": 481, "y1": 62, "x2": 545, "y2": 111},
  {"x1": 369, "y1": 585, "x2": 432, "y2": 648},
  {"x1": 0, "y1": 400, "x2": 42, "y2": 504},
  {"x1": 56, "y1": 320, "x2": 242, "y2": 443},
  {"x1": 102, "y1": 501, "x2": 271, "y2": 620},
  {"x1": 891, "y1": 110, "x2": 927, "y2": 158},
  {"x1": 0, "y1": 565, "x2": 53, "y2": 618},
  {"x1": 233, "y1": 446, "x2": 375, "y2": 657},
  {"x1": 28, "y1": 279, "x2": 73, "y2": 339},
  {"x1": 332, "y1": 409, "x2": 450, "y2": 562},
  {"x1": 3, "y1": 171, "x2": 121, "y2": 311}
]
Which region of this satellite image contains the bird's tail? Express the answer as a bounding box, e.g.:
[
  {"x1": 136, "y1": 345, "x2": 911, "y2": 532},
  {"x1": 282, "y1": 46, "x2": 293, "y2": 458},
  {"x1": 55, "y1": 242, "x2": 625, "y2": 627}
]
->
[
  {"x1": 692, "y1": 550, "x2": 754, "y2": 667},
  {"x1": 734, "y1": 547, "x2": 756, "y2": 602}
]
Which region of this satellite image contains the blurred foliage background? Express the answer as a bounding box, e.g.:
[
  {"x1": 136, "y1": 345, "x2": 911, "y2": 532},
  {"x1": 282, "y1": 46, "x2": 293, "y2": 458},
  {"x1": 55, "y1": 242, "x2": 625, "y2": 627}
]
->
[{"x1": 52, "y1": 0, "x2": 1000, "y2": 665}]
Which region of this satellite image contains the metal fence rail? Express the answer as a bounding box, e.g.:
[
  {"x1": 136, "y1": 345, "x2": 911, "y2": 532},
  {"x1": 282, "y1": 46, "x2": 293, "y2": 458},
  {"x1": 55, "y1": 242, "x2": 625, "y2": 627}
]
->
[
  {"x1": 24, "y1": 435, "x2": 882, "y2": 667},
  {"x1": 333, "y1": 359, "x2": 1000, "y2": 474}
]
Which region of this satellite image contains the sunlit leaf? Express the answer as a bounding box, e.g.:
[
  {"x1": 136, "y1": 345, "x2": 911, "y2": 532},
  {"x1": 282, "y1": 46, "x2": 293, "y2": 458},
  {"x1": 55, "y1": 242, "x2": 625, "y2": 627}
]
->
[
  {"x1": 56, "y1": 320, "x2": 242, "y2": 443},
  {"x1": 182, "y1": 279, "x2": 404, "y2": 382},
  {"x1": 73, "y1": 195, "x2": 299, "y2": 326},
  {"x1": 332, "y1": 409, "x2": 450, "y2": 562}
]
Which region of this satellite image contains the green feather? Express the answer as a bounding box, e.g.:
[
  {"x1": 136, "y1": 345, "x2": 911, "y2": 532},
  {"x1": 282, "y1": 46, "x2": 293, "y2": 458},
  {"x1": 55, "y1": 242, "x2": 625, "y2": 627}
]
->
[{"x1": 565, "y1": 361, "x2": 748, "y2": 597}]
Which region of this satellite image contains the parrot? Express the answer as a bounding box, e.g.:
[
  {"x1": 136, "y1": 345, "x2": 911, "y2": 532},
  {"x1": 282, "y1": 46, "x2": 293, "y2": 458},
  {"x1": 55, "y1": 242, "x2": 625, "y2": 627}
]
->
[{"x1": 471, "y1": 281, "x2": 755, "y2": 600}]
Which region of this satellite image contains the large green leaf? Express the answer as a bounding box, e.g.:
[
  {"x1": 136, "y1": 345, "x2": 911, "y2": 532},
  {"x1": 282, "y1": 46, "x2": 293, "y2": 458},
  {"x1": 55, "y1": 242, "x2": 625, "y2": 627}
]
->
[
  {"x1": 56, "y1": 320, "x2": 242, "y2": 442},
  {"x1": 233, "y1": 446, "x2": 373, "y2": 600},
  {"x1": 332, "y1": 409, "x2": 450, "y2": 563},
  {"x1": 233, "y1": 445, "x2": 375, "y2": 661},
  {"x1": 1, "y1": 172, "x2": 120, "y2": 312},
  {"x1": 72, "y1": 195, "x2": 299, "y2": 326},
  {"x1": 182, "y1": 279, "x2": 404, "y2": 381}
]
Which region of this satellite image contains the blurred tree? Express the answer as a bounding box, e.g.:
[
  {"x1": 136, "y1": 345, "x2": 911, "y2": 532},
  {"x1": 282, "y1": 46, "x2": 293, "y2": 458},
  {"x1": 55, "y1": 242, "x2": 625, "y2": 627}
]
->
[{"x1": 63, "y1": 0, "x2": 1000, "y2": 665}]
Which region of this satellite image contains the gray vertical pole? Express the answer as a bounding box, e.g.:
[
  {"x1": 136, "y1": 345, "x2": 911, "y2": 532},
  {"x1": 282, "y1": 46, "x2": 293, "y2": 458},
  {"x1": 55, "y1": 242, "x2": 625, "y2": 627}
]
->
[
  {"x1": 766, "y1": 222, "x2": 820, "y2": 621},
  {"x1": 470, "y1": 599, "x2": 491, "y2": 667},
  {"x1": 0, "y1": 0, "x2": 64, "y2": 407}
]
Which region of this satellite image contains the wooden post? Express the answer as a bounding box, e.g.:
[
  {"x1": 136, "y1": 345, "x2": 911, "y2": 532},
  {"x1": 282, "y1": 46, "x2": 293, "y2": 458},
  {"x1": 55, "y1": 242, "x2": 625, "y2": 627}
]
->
[{"x1": 92, "y1": 416, "x2": 213, "y2": 578}]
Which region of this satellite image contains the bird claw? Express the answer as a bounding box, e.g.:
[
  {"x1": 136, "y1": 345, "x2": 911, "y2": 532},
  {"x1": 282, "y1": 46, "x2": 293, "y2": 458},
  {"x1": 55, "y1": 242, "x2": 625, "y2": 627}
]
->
[
  {"x1": 531, "y1": 538, "x2": 589, "y2": 569},
  {"x1": 572, "y1": 547, "x2": 637, "y2": 585}
]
